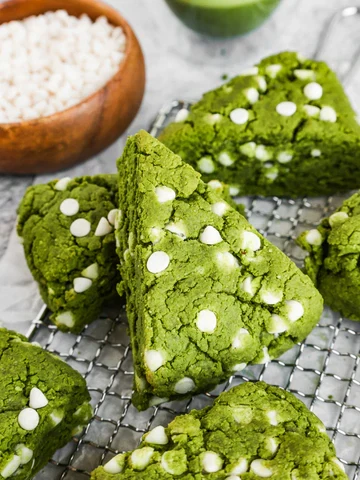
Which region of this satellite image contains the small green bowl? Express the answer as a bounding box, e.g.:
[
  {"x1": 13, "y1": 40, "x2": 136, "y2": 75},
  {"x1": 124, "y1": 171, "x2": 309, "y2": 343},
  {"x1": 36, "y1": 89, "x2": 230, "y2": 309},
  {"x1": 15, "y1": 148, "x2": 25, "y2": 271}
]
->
[{"x1": 165, "y1": 0, "x2": 281, "y2": 38}]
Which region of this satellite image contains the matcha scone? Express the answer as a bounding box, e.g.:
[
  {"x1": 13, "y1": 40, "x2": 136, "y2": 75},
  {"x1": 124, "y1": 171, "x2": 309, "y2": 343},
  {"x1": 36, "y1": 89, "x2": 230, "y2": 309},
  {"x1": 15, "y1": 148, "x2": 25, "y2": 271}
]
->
[
  {"x1": 17, "y1": 174, "x2": 120, "y2": 333},
  {"x1": 116, "y1": 131, "x2": 323, "y2": 410},
  {"x1": 0, "y1": 328, "x2": 92, "y2": 480},
  {"x1": 91, "y1": 382, "x2": 347, "y2": 480},
  {"x1": 160, "y1": 51, "x2": 360, "y2": 197},
  {"x1": 298, "y1": 191, "x2": 360, "y2": 321}
]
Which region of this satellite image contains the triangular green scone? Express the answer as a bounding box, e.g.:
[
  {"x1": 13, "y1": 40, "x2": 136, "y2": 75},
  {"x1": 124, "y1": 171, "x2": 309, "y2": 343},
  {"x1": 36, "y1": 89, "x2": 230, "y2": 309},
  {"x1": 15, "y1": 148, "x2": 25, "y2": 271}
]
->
[
  {"x1": 116, "y1": 131, "x2": 323, "y2": 410},
  {"x1": 159, "y1": 52, "x2": 360, "y2": 197},
  {"x1": 91, "y1": 382, "x2": 347, "y2": 479}
]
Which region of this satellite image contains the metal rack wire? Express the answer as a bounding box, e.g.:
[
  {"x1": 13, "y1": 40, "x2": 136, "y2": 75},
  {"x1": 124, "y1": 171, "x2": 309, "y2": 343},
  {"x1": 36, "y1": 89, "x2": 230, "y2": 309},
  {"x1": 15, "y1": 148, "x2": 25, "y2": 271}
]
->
[{"x1": 29, "y1": 8, "x2": 360, "y2": 477}]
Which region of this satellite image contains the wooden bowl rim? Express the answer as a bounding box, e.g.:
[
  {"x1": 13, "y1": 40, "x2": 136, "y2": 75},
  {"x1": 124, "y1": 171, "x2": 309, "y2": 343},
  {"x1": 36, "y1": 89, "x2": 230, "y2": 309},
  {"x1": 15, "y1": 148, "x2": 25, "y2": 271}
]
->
[{"x1": 0, "y1": 0, "x2": 140, "y2": 128}]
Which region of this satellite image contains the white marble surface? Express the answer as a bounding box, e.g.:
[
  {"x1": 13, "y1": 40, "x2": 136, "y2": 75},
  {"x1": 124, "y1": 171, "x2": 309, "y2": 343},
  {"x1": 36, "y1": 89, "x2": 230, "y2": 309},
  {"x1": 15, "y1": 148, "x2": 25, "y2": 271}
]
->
[{"x1": 1, "y1": 0, "x2": 360, "y2": 328}]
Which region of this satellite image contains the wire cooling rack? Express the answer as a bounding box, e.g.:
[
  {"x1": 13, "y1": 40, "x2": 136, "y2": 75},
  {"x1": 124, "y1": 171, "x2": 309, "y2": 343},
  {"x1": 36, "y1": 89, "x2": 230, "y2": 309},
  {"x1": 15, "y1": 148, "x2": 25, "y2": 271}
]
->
[{"x1": 27, "y1": 99, "x2": 360, "y2": 480}]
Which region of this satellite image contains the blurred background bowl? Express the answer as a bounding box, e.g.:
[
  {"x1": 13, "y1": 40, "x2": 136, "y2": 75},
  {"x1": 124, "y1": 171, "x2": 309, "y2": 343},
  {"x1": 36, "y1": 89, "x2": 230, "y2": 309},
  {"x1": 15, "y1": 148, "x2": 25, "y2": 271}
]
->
[{"x1": 0, "y1": 0, "x2": 146, "y2": 174}]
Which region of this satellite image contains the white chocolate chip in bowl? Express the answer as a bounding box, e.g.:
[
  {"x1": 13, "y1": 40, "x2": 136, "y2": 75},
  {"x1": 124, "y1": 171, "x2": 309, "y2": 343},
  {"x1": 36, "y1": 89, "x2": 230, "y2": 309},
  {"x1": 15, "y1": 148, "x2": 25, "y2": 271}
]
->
[
  {"x1": 144, "y1": 350, "x2": 165, "y2": 372},
  {"x1": 18, "y1": 408, "x2": 39, "y2": 431},
  {"x1": 230, "y1": 108, "x2": 249, "y2": 125},
  {"x1": 147, "y1": 251, "x2": 170, "y2": 274},
  {"x1": 276, "y1": 101, "x2": 297, "y2": 117},
  {"x1": 200, "y1": 226, "x2": 223, "y2": 245},
  {"x1": 73, "y1": 277, "x2": 92, "y2": 293},
  {"x1": 305, "y1": 229, "x2": 323, "y2": 246},
  {"x1": 144, "y1": 426, "x2": 168, "y2": 445},
  {"x1": 70, "y1": 218, "x2": 91, "y2": 237},
  {"x1": 196, "y1": 309, "x2": 217, "y2": 333},
  {"x1": 174, "y1": 377, "x2": 195, "y2": 394},
  {"x1": 95, "y1": 217, "x2": 113, "y2": 236},
  {"x1": 201, "y1": 451, "x2": 223, "y2": 473},
  {"x1": 155, "y1": 186, "x2": 176, "y2": 203},
  {"x1": 60, "y1": 198, "x2": 79, "y2": 216},
  {"x1": 29, "y1": 387, "x2": 48, "y2": 409},
  {"x1": 250, "y1": 459, "x2": 273, "y2": 477}
]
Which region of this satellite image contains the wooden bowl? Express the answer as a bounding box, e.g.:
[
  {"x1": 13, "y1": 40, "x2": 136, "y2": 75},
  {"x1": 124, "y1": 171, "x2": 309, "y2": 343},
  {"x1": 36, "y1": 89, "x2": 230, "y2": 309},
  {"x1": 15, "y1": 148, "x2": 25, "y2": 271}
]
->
[{"x1": 0, "y1": 0, "x2": 145, "y2": 174}]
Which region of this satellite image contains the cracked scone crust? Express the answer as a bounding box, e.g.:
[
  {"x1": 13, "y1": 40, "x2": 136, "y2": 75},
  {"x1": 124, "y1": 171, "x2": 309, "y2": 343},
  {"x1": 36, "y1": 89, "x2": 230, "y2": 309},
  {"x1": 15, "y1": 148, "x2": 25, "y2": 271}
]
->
[
  {"x1": 297, "y1": 191, "x2": 360, "y2": 321},
  {"x1": 17, "y1": 174, "x2": 120, "y2": 333},
  {"x1": 91, "y1": 382, "x2": 347, "y2": 480},
  {"x1": 159, "y1": 51, "x2": 360, "y2": 197},
  {"x1": 116, "y1": 131, "x2": 323, "y2": 410},
  {"x1": 0, "y1": 328, "x2": 92, "y2": 480}
]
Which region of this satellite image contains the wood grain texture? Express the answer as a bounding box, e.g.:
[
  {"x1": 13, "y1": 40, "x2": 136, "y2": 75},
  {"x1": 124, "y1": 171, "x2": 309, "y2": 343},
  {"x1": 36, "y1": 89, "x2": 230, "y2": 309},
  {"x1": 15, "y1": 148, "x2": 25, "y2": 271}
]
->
[{"x1": 0, "y1": 0, "x2": 146, "y2": 174}]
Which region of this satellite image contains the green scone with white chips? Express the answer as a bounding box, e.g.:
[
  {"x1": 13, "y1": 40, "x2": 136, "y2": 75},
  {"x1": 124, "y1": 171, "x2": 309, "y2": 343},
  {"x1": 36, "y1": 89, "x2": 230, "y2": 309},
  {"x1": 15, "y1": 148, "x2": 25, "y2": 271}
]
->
[
  {"x1": 298, "y1": 191, "x2": 360, "y2": 321},
  {"x1": 0, "y1": 328, "x2": 92, "y2": 480},
  {"x1": 91, "y1": 381, "x2": 347, "y2": 480},
  {"x1": 116, "y1": 131, "x2": 323, "y2": 410},
  {"x1": 17, "y1": 174, "x2": 121, "y2": 333},
  {"x1": 159, "y1": 51, "x2": 360, "y2": 197}
]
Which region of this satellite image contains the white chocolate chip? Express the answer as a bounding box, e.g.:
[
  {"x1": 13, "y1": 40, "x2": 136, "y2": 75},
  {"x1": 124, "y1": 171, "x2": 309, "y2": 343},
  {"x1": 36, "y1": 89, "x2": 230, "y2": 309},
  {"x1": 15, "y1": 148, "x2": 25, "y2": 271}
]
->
[
  {"x1": 155, "y1": 186, "x2": 176, "y2": 203},
  {"x1": 303, "y1": 104, "x2": 320, "y2": 117},
  {"x1": 240, "y1": 142, "x2": 256, "y2": 157},
  {"x1": 241, "y1": 67, "x2": 259, "y2": 76},
  {"x1": 131, "y1": 447, "x2": 154, "y2": 471},
  {"x1": 212, "y1": 201, "x2": 229, "y2": 217},
  {"x1": 276, "y1": 101, "x2": 297, "y2": 117},
  {"x1": 218, "y1": 151, "x2": 234, "y2": 166},
  {"x1": 15, "y1": 444, "x2": 33, "y2": 465},
  {"x1": 165, "y1": 222, "x2": 187, "y2": 239},
  {"x1": 208, "y1": 180, "x2": 223, "y2": 190},
  {"x1": 242, "y1": 276, "x2": 255, "y2": 296},
  {"x1": 231, "y1": 458, "x2": 249, "y2": 474},
  {"x1": 277, "y1": 151, "x2": 293, "y2": 163},
  {"x1": 306, "y1": 229, "x2": 323, "y2": 246},
  {"x1": 229, "y1": 186, "x2": 240, "y2": 196},
  {"x1": 107, "y1": 209, "x2": 119, "y2": 226},
  {"x1": 161, "y1": 453, "x2": 180, "y2": 475},
  {"x1": 255, "y1": 145, "x2": 273, "y2": 161},
  {"x1": 286, "y1": 300, "x2": 304, "y2": 322},
  {"x1": 266, "y1": 437, "x2": 278, "y2": 454},
  {"x1": 265, "y1": 171, "x2": 278, "y2": 182},
  {"x1": 149, "y1": 396, "x2": 169, "y2": 407},
  {"x1": 1, "y1": 456, "x2": 21, "y2": 478},
  {"x1": 304, "y1": 82, "x2": 323, "y2": 100},
  {"x1": 240, "y1": 231, "x2": 261, "y2": 251},
  {"x1": 232, "y1": 406, "x2": 253, "y2": 424},
  {"x1": 251, "y1": 459, "x2": 273, "y2": 477},
  {"x1": 145, "y1": 426, "x2": 168, "y2": 445},
  {"x1": 230, "y1": 108, "x2": 249, "y2": 125},
  {"x1": 196, "y1": 309, "x2": 217, "y2": 333},
  {"x1": 257, "y1": 76, "x2": 267, "y2": 92},
  {"x1": 206, "y1": 113, "x2": 222, "y2": 124},
  {"x1": 70, "y1": 218, "x2": 91, "y2": 237},
  {"x1": 227, "y1": 475, "x2": 241, "y2": 480},
  {"x1": 149, "y1": 227, "x2": 163, "y2": 245},
  {"x1": 320, "y1": 106, "x2": 337, "y2": 123},
  {"x1": 232, "y1": 328, "x2": 250, "y2": 349},
  {"x1": 261, "y1": 291, "x2": 283, "y2": 305},
  {"x1": 198, "y1": 156, "x2": 215, "y2": 173},
  {"x1": 267, "y1": 410, "x2": 278, "y2": 426},
  {"x1": 266, "y1": 64, "x2": 282, "y2": 78},
  {"x1": 54, "y1": 177, "x2": 71, "y2": 191},
  {"x1": 216, "y1": 251, "x2": 239, "y2": 269},
  {"x1": 257, "y1": 347, "x2": 271, "y2": 364},
  {"x1": 267, "y1": 314, "x2": 288, "y2": 334},
  {"x1": 81, "y1": 263, "x2": 99, "y2": 279},
  {"x1": 95, "y1": 217, "x2": 112, "y2": 236},
  {"x1": 311, "y1": 149, "x2": 321, "y2": 157},
  {"x1": 232, "y1": 363, "x2": 247, "y2": 372},
  {"x1": 245, "y1": 87, "x2": 259, "y2": 104},
  {"x1": 174, "y1": 377, "x2": 195, "y2": 394},
  {"x1": 175, "y1": 108, "x2": 189, "y2": 123},
  {"x1": 55, "y1": 311, "x2": 74, "y2": 328},
  {"x1": 147, "y1": 251, "x2": 170, "y2": 274},
  {"x1": 49, "y1": 410, "x2": 64, "y2": 426},
  {"x1": 329, "y1": 211, "x2": 349, "y2": 227},
  {"x1": 201, "y1": 452, "x2": 223, "y2": 473},
  {"x1": 18, "y1": 408, "x2": 39, "y2": 431},
  {"x1": 29, "y1": 387, "x2": 48, "y2": 409},
  {"x1": 60, "y1": 198, "x2": 79, "y2": 216},
  {"x1": 144, "y1": 350, "x2": 165, "y2": 372},
  {"x1": 200, "y1": 226, "x2": 223, "y2": 245},
  {"x1": 104, "y1": 454, "x2": 126, "y2": 474},
  {"x1": 73, "y1": 277, "x2": 92, "y2": 293},
  {"x1": 294, "y1": 69, "x2": 315, "y2": 81}
]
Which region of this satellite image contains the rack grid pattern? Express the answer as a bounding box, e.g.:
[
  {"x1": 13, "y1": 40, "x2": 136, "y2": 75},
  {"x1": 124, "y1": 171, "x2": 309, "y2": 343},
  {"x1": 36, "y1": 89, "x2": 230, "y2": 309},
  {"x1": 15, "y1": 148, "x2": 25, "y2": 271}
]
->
[{"x1": 28, "y1": 101, "x2": 360, "y2": 480}]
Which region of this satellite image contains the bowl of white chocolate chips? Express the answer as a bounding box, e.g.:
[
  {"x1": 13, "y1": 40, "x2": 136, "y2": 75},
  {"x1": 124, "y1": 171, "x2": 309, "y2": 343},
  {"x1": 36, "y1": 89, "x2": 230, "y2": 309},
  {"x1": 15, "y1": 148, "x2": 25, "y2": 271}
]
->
[{"x1": 0, "y1": 0, "x2": 145, "y2": 174}]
